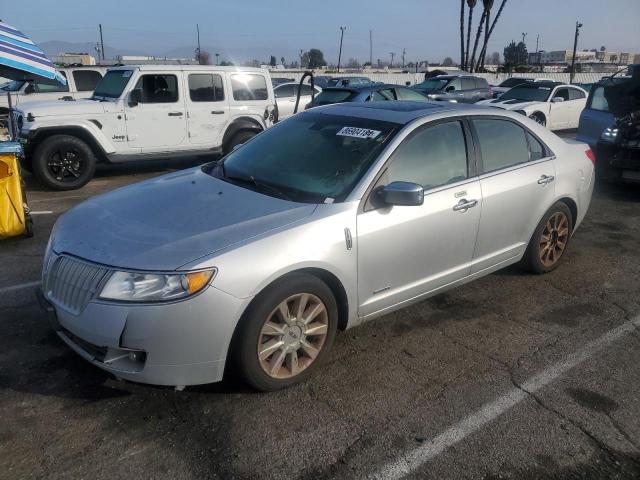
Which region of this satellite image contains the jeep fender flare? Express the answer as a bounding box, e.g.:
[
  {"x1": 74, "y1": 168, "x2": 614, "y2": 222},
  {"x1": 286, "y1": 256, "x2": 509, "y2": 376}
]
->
[
  {"x1": 28, "y1": 123, "x2": 113, "y2": 161},
  {"x1": 222, "y1": 116, "x2": 265, "y2": 150}
]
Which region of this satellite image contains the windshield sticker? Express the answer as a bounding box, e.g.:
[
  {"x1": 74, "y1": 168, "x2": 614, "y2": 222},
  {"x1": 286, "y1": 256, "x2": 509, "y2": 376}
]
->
[
  {"x1": 337, "y1": 126, "x2": 381, "y2": 139},
  {"x1": 123, "y1": 71, "x2": 133, "y2": 78}
]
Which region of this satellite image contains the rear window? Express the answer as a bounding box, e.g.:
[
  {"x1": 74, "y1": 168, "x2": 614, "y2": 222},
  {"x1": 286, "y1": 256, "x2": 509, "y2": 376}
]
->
[
  {"x1": 231, "y1": 74, "x2": 268, "y2": 101},
  {"x1": 188, "y1": 74, "x2": 224, "y2": 102},
  {"x1": 313, "y1": 89, "x2": 355, "y2": 105},
  {"x1": 587, "y1": 86, "x2": 609, "y2": 112}
]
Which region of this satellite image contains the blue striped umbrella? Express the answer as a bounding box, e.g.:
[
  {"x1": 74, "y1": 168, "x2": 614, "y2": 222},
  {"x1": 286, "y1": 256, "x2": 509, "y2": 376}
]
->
[{"x1": 0, "y1": 20, "x2": 66, "y2": 84}]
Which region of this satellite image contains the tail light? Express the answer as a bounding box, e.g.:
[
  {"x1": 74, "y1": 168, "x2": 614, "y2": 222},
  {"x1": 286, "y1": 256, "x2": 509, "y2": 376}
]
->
[{"x1": 585, "y1": 148, "x2": 596, "y2": 166}]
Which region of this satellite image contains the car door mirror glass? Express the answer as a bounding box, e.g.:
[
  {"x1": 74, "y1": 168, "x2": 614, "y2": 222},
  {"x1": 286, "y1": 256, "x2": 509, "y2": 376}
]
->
[
  {"x1": 129, "y1": 89, "x2": 141, "y2": 107},
  {"x1": 551, "y1": 96, "x2": 565, "y2": 103},
  {"x1": 376, "y1": 181, "x2": 424, "y2": 207}
]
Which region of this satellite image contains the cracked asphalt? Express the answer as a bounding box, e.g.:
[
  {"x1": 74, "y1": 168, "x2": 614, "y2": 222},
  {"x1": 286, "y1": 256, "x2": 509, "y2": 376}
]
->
[{"x1": 1, "y1": 148, "x2": 639, "y2": 480}]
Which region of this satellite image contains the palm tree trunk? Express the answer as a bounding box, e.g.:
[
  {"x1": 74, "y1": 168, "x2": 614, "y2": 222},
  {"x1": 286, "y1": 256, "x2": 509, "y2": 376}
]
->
[
  {"x1": 479, "y1": 10, "x2": 490, "y2": 70},
  {"x1": 478, "y1": 0, "x2": 508, "y2": 68},
  {"x1": 465, "y1": 6, "x2": 474, "y2": 71},
  {"x1": 470, "y1": 9, "x2": 486, "y2": 72},
  {"x1": 460, "y1": 0, "x2": 466, "y2": 69}
]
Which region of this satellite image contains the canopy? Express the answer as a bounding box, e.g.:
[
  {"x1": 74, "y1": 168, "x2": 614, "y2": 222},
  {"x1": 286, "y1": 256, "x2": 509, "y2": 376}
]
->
[{"x1": 0, "y1": 20, "x2": 66, "y2": 84}]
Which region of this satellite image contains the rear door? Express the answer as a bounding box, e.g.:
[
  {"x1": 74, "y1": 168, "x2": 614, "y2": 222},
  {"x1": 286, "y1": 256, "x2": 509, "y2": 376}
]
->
[
  {"x1": 125, "y1": 72, "x2": 187, "y2": 149},
  {"x1": 469, "y1": 117, "x2": 556, "y2": 272},
  {"x1": 185, "y1": 72, "x2": 228, "y2": 145}
]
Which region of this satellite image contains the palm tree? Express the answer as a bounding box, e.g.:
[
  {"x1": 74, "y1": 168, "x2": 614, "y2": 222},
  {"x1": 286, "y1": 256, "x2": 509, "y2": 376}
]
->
[
  {"x1": 469, "y1": 8, "x2": 486, "y2": 72},
  {"x1": 464, "y1": 0, "x2": 477, "y2": 71},
  {"x1": 478, "y1": 0, "x2": 509, "y2": 70},
  {"x1": 478, "y1": 0, "x2": 494, "y2": 71},
  {"x1": 460, "y1": 0, "x2": 466, "y2": 69}
]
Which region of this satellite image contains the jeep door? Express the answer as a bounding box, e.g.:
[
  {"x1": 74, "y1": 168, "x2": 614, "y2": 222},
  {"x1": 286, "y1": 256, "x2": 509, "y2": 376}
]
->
[
  {"x1": 125, "y1": 73, "x2": 187, "y2": 149},
  {"x1": 185, "y1": 72, "x2": 229, "y2": 145}
]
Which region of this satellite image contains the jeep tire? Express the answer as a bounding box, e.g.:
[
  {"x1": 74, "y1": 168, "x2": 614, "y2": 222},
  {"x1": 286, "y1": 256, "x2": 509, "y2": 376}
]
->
[{"x1": 32, "y1": 134, "x2": 96, "y2": 191}]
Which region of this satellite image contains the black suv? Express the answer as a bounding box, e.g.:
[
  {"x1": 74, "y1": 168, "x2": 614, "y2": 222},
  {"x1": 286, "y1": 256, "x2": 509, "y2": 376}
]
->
[{"x1": 412, "y1": 75, "x2": 492, "y2": 103}]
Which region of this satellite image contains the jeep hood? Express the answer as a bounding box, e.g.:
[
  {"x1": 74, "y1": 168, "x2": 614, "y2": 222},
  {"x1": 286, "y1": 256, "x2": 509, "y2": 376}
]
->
[
  {"x1": 51, "y1": 167, "x2": 317, "y2": 271},
  {"x1": 19, "y1": 98, "x2": 106, "y2": 117}
]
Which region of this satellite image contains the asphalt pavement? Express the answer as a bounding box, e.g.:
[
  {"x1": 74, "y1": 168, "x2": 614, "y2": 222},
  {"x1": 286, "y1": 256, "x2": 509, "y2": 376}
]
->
[{"x1": 1, "y1": 145, "x2": 639, "y2": 480}]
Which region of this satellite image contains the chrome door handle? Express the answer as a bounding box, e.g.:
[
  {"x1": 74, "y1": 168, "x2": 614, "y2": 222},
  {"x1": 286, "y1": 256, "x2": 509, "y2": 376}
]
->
[
  {"x1": 168, "y1": 112, "x2": 183, "y2": 116},
  {"x1": 538, "y1": 174, "x2": 555, "y2": 185},
  {"x1": 453, "y1": 199, "x2": 478, "y2": 211},
  {"x1": 211, "y1": 110, "x2": 225, "y2": 114}
]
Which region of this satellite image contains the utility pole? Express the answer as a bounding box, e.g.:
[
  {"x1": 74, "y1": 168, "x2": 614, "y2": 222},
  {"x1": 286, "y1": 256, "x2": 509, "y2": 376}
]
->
[
  {"x1": 389, "y1": 52, "x2": 395, "y2": 68},
  {"x1": 570, "y1": 21, "x2": 583, "y2": 84},
  {"x1": 337, "y1": 26, "x2": 346, "y2": 72},
  {"x1": 99, "y1": 24, "x2": 105, "y2": 63},
  {"x1": 196, "y1": 24, "x2": 201, "y2": 64},
  {"x1": 402, "y1": 48, "x2": 406, "y2": 69},
  {"x1": 535, "y1": 34, "x2": 540, "y2": 70},
  {"x1": 369, "y1": 29, "x2": 373, "y2": 68}
]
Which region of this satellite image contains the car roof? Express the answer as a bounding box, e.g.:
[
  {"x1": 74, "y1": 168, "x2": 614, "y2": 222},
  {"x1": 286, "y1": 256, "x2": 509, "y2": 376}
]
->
[
  {"x1": 306, "y1": 100, "x2": 473, "y2": 124},
  {"x1": 107, "y1": 65, "x2": 268, "y2": 74}
]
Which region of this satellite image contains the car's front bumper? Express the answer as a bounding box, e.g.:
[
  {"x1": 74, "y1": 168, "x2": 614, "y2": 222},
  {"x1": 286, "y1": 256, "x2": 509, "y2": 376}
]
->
[{"x1": 37, "y1": 284, "x2": 249, "y2": 386}]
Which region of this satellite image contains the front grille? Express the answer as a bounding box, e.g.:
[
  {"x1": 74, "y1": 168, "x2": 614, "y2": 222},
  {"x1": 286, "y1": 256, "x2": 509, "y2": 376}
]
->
[{"x1": 45, "y1": 255, "x2": 110, "y2": 315}]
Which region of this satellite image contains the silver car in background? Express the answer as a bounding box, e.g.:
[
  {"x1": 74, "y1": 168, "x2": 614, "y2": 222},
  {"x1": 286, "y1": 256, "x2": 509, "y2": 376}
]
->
[{"x1": 39, "y1": 102, "x2": 595, "y2": 391}]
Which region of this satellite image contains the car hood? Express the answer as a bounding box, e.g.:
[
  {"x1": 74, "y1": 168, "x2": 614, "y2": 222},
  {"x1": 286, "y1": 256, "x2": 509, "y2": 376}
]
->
[
  {"x1": 476, "y1": 98, "x2": 542, "y2": 111},
  {"x1": 19, "y1": 98, "x2": 106, "y2": 117},
  {"x1": 51, "y1": 167, "x2": 317, "y2": 271}
]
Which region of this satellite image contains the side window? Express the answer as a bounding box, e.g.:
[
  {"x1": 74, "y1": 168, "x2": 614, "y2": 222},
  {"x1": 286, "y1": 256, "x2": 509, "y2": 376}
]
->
[
  {"x1": 32, "y1": 71, "x2": 69, "y2": 93},
  {"x1": 526, "y1": 132, "x2": 546, "y2": 161},
  {"x1": 72, "y1": 70, "x2": 103, "y2": 92},
  {"x1": 274, "y1": 84, "x2": 295, "y2": 98},
  {"x1": 188, "y1": 74, "x2": 224, "y2": 102},
  {"x1": 448, "y1": 78, "x2": 462, "y2": 91},
  {"x1": 385, "y1": 121, "x2": 468, "y2": 190},
  {"x1": 300, "y1": 84, "x2": 314, "y2": 96},
  {"x1": 553, "y1": 88, "x2": 570, "y2": 101},
  {"x1": 396, "y1": 88, "x2": 429, "y2": 101},
  {"x1": 134, "y1": 74, "x2": 179, "y2": 103},
  {"x1": 568, "y1": 88, "x2": 585, "y2": 100},
  {"x1": 231, "y1": 74, "x2": 268, "y2": 101},
  {"x1": 472, "y1": 119, "x2": 530, "y2": 172},
  {"x1": 588, "y1": 86, "x2": 609, "y2": 112},
  {"x1": 475, "y1": 77, "x2": 489, "y2": 88},
  {"x1": 461, "y1": 78, "x2": 476, "y2": 90},
  {"x1": 370, "y1": 89, "x2": 395, "y2": 101}
]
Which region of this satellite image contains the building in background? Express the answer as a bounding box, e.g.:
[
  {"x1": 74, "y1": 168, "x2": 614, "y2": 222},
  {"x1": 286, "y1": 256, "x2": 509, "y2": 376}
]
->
[{"x1": 52, "y1": 53, "x2": 96, "y2": 66}]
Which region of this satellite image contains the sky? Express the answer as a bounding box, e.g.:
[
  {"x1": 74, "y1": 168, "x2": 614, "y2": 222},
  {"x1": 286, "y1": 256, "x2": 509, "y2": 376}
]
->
[{"x1": 4, "y1": 0, "x2": 640, "y2": 64}]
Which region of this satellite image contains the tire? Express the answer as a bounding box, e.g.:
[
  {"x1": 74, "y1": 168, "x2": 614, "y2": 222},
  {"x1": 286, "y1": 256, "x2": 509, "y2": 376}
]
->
[
  {"x1": 529, "y1": 112, "x2": 546, "y2": 127},
  {"x1": 231, "y1": 273, "x2": 338, "y2": 392},
  {"x1": 32, "y1": 135, "x2": 96, "y2": 191},
  {"x1": 521, "y1": 202, "x2": 573, "y2": 274},
  {"x1": 223, "y1": 130, "x2": 258, "y2": 155}
]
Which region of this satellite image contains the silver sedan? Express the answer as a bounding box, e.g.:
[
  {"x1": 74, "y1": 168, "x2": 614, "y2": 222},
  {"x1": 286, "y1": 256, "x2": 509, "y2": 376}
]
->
[{"x1": 39, "y1": 101, "x2": 595, "y2": 391}]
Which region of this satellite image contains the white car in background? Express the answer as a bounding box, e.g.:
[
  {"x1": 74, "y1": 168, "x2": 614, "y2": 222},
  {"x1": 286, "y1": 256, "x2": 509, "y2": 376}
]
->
[
  {"x1": 274, "y1": 82, "x2": 322, "y2": 120},
  {"x1": 477, "y1": 81, "x2": 587, "y2": 130}
]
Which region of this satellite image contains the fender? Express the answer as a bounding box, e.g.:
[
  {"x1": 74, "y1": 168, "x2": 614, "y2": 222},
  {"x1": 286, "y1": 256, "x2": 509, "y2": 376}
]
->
[
  {"x1": 26, "y1": 121, "x2": 115, "y2": 156},
  {"x1": 222, "y1": 115, "x2": 265, "y2": 147}
]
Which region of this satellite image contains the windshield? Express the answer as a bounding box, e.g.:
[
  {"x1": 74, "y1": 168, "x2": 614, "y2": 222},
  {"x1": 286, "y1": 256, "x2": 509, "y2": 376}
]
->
[
  {"x1": 499, "y1": 78, "x2": 529, "y2": 88},
  {"x1": 313, "y1": 89, "x2": 356, "y2": 105},
  {"x1": 210, "y1": 112, "x2": 400, "y2": 203},
  {"x1": 92, "y1": 70, "x2": 133, "y2": 98},
  {"x1": 0, "y1": 80, "x2": 25, "y2": 92},
  {"x1": 414, "y1": 79, "x2": 449, "y2": 90},
  {"x1": 500, "y1": 85, "x2": 553, "y2": 102}
]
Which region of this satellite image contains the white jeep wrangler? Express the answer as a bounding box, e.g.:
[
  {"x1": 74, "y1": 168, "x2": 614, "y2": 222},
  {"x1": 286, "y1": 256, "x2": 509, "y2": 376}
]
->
[{"x1": 17, "y1": 65, "x2": 277, "y2": 190}]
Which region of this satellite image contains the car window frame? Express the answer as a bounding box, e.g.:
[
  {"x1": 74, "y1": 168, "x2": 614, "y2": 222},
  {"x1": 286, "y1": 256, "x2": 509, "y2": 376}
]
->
[
  {"x1": 134, "y1": 73, "x2": 180, "y2": 104},
  {"x1": 71, "y1": 69, "x2": 103, "y2": 92},
  {"x1": 567, "y1": 87, "x2": 586, "y2": 101},
  {"x1": 467, "y1": 115, "x2": 554, "y2": 178},
  {"x1": 187, "y1": 73, "x2": 224, "y2": 103},
  {"x1": 274, "y1": 83, "x2": 295, "y2": 98},
  {"x1": 359, "y1": 116, "x2": 479, "y2": 213}
]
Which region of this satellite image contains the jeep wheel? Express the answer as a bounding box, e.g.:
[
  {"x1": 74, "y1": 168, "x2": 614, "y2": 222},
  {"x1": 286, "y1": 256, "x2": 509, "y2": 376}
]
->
[
  {"x1": 32, "y1": 135, "x2": 96, "y2": 190},
  {"x1": 223, "y1": 130, "x2": 258, "y2": 155}
]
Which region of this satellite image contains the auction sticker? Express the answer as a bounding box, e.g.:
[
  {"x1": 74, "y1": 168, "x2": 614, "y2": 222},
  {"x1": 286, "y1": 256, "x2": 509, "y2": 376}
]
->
[{"x1": 337, "y1": 126, "x2": 381, "y2": 139}]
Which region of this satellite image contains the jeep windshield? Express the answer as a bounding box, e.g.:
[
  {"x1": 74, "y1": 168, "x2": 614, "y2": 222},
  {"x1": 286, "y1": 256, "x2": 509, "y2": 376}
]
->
[
  {"x1": 500, "y1": 84, "x2": 553, "y2": 102},
  {"x1": 208, "y1": 112, "x2": 400, "y2": 203},
  {"x1": 92, "y1": 70, "x2": 133, "y2": 99}
]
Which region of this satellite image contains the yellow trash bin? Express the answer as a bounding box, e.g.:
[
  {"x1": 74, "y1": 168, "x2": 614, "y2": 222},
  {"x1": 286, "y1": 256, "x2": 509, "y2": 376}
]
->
[{"x1": 0, "y1": 142, "x2": 33, "y2": 239}]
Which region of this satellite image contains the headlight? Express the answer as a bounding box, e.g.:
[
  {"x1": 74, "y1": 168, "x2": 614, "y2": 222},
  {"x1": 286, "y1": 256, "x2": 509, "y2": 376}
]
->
[
  {"x1": 99, "y1": 269, "x2": 215, "y2": 302},
  {"x1": 600, "y1": 127, "x2": 618, "y2": 142}
]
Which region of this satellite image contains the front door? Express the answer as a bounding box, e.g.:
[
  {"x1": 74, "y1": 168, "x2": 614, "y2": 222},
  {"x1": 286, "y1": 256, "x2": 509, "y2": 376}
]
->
[
  {"x1": 125, "y1": 73, "x2": 187, "y2": 149},
  {"x1": 469, "y1": 117, "x2": 556, "y2": 273},
  {"x1": 185, "y1": 72, "x2": 229, "y2": 145},
  {"x1": 357, "y1": 120, "x2": 482, "y2": 318},
  {"x1": 548, "y1": 87, "x2": 572, "y2": 129}
]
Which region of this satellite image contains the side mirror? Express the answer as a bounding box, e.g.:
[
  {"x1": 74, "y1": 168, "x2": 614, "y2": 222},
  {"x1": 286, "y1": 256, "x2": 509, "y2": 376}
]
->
[
  {"x1": 24, "y1": 83, "x2": 35, "y2": 95},
  {"x1": 128, "y1": 89, "x2": 141, "y2": 107},
  {"x1": 376, "y1": 181, "x2": 424, "y2": 207},
  {"x1": 445, "y1": 85, "x2": 455, "y2": 92},
  {"x1": 551, "y1": 96, "x2": 565, "y2": 103}
]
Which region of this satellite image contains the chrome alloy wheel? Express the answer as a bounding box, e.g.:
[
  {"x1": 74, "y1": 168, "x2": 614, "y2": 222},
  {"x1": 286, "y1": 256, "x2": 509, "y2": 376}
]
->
[
  {"x1": 539, "y1": 211, "x2": 569, "y2": 268},
  {"x1": 257, "y1": 293, "x2": 329, "y2": 379}
]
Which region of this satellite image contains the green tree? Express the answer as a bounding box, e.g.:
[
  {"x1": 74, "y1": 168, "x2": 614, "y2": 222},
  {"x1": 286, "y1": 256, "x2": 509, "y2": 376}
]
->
[
  {"x1": 301, "y1": 49, "x2": 326, "y2": 69},
  {"x1": 442, "y1": 57, "x2": 455, "y2": 66},
  {"x1": 503, "y1": 41, "x2": 528, "y2": 71},
  {"x1": 269, "y1": 55, "x2": 277, "y2": 67}
]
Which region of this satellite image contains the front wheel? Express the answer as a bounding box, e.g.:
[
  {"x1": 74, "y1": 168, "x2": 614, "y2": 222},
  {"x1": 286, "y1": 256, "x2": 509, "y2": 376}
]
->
[
  {"x1": 32, "y1": 135, "x2": 96, "y2": 191},
  {"x1": 521, "y1": 202, "x2": 573, "y2": 274},
  {"x1": 529, "y1": 112, "x2": 547, "y2": 127},
  {"x1": 232, "y1": 273, "x2": 338, "y2": 391}
]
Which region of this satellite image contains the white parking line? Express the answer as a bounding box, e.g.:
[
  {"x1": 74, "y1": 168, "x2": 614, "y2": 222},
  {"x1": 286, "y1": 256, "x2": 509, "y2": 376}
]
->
[
  {"x1": 370, "y1": 316, "x2": 640, "y2": 480},
  {"x1": 0, "y1": 280, "x2": 40, "y2": 295},
  {"x1": 29, "y1": 211, "x2": 53, "y2": 215}
]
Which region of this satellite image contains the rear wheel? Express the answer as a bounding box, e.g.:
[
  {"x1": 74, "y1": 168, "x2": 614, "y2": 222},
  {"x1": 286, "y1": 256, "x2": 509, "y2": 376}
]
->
[
  {"x1": 232, "y1": 273, "x2": 338, "y2": 391},
  {"x1": 223, "y1": 130, "x2": 258, "y2": 155},
  {"x1": 32, "y1": 135, "x2": 96, "y2": 190},
  {"x1": 521, "y1": 202, "x2": 573, "y2": 274},
  {"x1": 529, "y1": 112, "x2": 546, "y2": 127}
]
